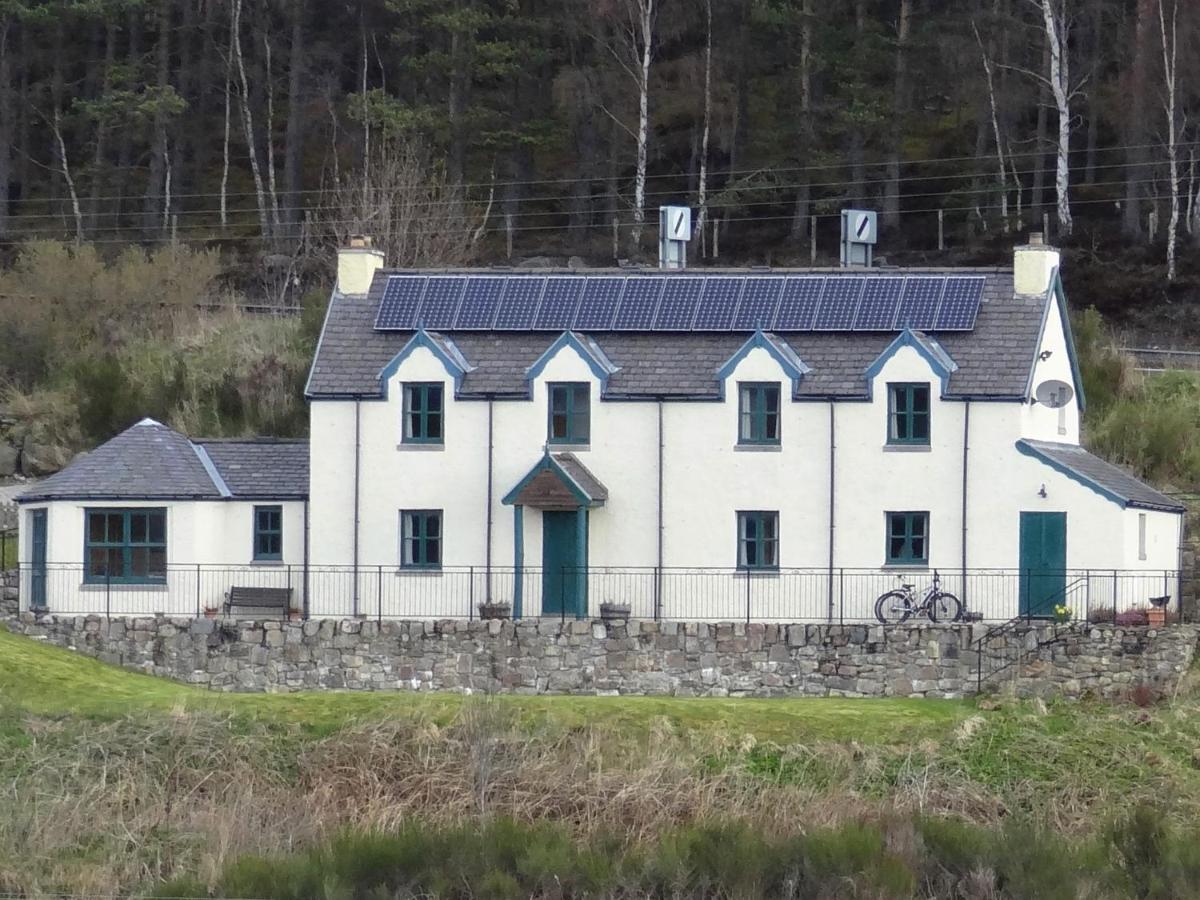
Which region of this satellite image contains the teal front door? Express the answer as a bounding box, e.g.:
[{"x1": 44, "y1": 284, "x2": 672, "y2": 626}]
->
[
  {"x1": 30, "y1": 509, "x2": 47, "y2": 610},
  {"x1": 1019, "y1": 512, "x2": 1066, "y2": 618},
  {"x1": 542, "y1": 510, "x2": 587, "y2": 617}
]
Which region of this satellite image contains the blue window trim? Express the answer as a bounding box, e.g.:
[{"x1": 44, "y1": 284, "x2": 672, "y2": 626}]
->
[
  {"x1": 83, "y1": 508, "x2": 167, "y2": 584},
  {"x1": 401, "y1": 509, "x2": 443, "y2": 570},
  {"x1": 737, "y1": 510, "x2": 780, "y2": 570},
  {"x1": 548, "y1": 382, "x2": 590, "y2": 445},
  {"x1": 887, "y1": 383, "x2": 931, "y2": 445},
  {"x1": 738, "y1": 382, "x2": 781, "y2": 445},
  {"x1": 402, "y1": 382, "x2": 445, "y2": 444},
  {"x1": 885, "y1": 511, "x2": 929, "y2": 566},
  {"x1": 253, "y1": 505, "x2": 283, "y2": 561}
]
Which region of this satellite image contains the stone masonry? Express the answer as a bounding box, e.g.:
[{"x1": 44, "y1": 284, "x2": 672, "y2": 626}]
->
[{"x1": 2, "y1": 603, "x2": 1196, "y2": 699}]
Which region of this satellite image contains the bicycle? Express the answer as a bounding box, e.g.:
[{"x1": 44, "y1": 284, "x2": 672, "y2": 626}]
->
[{"x1": 874, "y1": 570, "x2": 963, "y2": 624}]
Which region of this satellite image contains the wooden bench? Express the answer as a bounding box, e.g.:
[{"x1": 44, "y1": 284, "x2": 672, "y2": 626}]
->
[{"x1": 224, "y1": 586, "x2": 293, "y2": 617}]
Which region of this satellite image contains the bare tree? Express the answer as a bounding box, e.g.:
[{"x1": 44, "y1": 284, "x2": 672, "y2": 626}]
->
[
  {"x1": 974, "y1": 18, "x2": 1010, "y2": 231},
  {"x1": 883, "y1": 0, "x2": 912, "y2": 231},
  {"x1": 693, "y1": 0, "x2": 712, "y2": 247},
  {"x1": 596, "y1": 0, "x2": 656, "y2": 252},
  {"x1": 231, "y1": 0, "x2": 272, "y2": 240},
  {"x1": 327, "y1": 137, "x2": 486, "y2": 268},
  {"x1": 50, "y1": 111, "x2": 83, "y2": 247},
  {"x1": 1158, "y1": 0, "x2": 1180, "y2": 281},
  {"x1": 1033, "y1": 0, "x2": 1077, "y2": 237}
]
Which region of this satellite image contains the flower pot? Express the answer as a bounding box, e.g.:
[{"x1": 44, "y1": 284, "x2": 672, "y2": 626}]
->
[
  {"x1": 288, "y1": 609, "x2": 302, "y2": 622},
  {"x1": 600, "y1": 602, "x2": 631, "y2": 621},
  {"x1": 1147, "y1": 607, "x2": 1167, "y2": 628},
  {"x1": 479, "y1": 602, "x2": 512, "y2": 621},
  {"x1": 203, "y1": 607, "x2": 219, "y2": 619}
]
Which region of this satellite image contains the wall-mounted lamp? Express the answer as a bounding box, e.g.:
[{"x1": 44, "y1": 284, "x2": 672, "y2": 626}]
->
[
  {"x1": 1038, "y1": 484, "x2": 1048, "y2": 498},
  {"x1": 1039, "y1": 350, "x2": 1054, "y2": 361}
]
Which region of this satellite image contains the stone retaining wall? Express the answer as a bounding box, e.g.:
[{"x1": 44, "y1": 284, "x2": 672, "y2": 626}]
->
[{"x1": 3, "y1": 607, "x2": 1197, "y2": 699}]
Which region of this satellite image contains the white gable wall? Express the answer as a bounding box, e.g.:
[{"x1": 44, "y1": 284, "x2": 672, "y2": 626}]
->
[{"x1": 1021, "y1": 294, "x2": 1080, "y2": 442}]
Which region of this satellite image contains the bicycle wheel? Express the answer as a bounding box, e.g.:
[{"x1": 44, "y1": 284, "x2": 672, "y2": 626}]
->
[
  {"x1": 875, "y1": 591, "x2": 913, "y2": 624},
  {"x1": 929, "y1": 592, "x2": 963, "y2": 623}
]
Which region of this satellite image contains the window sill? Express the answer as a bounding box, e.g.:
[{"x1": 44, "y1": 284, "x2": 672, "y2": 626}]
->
[
  {"x1": 395, "y1": 568, "x2": 444, "y2": 577},
  {"x1": 397, "y1": 442, "x2": 445, "y2": 452},
  {"x1": 883, "y1": 444, "x2": 931, "y2": 453},
  {"x1": 734, "y1": 443, "x2": 782, "y2": 453},
  {"x1": 736, "y1": 569, "x2": 781, "y2": 578},
  {"x1": 548, "y1": 443, "x2": 590, "y2": 452},
  {"x1": 80, "y1": 582, "x2": 169, "y2": 592},
  {"x1": 249, "y1": 559, "x2": 285, "y2": 567},
  {"x1": 881, "y1": 564, "x2": 930, "y2": 571}
]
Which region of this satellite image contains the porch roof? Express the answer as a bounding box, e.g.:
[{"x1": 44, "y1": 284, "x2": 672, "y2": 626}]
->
[{"x1": 502, "y1": 452, "x2": 608, "y2": 510}]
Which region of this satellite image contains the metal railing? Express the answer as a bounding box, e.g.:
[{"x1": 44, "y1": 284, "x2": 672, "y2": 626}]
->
[{"x1": 10, "y1": 563, "x2": 1185, "y2": 624}]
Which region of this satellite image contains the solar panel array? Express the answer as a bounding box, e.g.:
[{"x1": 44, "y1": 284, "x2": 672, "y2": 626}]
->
[{"x1": 374, "y1": 273, "x2": 987, "y2": 333}]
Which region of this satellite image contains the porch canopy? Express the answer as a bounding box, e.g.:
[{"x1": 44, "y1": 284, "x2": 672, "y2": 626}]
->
[
  {"x1": 502, "y1": 452, "x2": 606, "y2": 619},
  {"x1": 502, "y1": 452, "x2": 607, "y2": 510}
]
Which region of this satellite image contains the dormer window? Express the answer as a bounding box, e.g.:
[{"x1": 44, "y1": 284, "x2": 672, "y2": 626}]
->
[
  {"x1": 738, "y1": 383, "x2": 781, "y2": 445},
  {"x1": 403, "y1": 383, "x2": 444, "y2": 444},
  {"x1": 548, "y1": 383, "x2": 590, "y2": 445},
  {"x1": 887, "y1": 383, "x2": 930, "y2": 445}
]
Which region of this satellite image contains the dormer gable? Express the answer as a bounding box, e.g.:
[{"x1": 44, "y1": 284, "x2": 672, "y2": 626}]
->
[
  {"x1": 525, "y1": 331, "x2": 620, "y2": 395},
  {"x1": 865, "y1": 329, "x2": 958, "y2": 398},
  {"x1": 716, "y1": 330, "x2": 810, "y2": 398},
  {"x1": 378, "y1": 329, "x2": 475, "y2": 397}
]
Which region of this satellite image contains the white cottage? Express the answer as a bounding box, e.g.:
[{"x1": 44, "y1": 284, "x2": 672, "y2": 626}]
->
[{"x1": 16, "y1": 236, "x2": 1185, "y2": 622}]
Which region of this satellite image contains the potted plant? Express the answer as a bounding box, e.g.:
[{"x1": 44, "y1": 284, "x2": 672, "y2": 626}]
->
[
  {"x1": 1147, "y1": 595, "x2": 1170, "y2": 628},
  {"x1": 478, "y1": 601, "x2": 511, "y2": 620},
  {"x1": 203, "y1": 605, "x2": 220, "y2": 619},
  {"x1": 1114, "y1": 608, "x2": 1149, "y2": 627},
  {"x1": 288, "y1": 607, "x2": 302, "y2": 622},
  {"x1": 1053, "y1": 604, "x2": 1073, "y2": 625},
  {"x1": 600, "y1": 601, "x2": 631, "y2": 621}
]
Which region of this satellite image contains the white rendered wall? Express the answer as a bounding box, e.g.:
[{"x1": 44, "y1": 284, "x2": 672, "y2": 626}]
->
[
  {"x1": 19, "y1": 498, "x2": 305, "y2": 615},
  {"x1": 1021, "y1": 296, "x2": 1081, "y2": 442}
]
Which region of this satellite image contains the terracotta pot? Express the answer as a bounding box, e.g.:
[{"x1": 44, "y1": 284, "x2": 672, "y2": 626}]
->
[
  {"x1": 203, "y1": 608, "x2": 218, "y2": 619},
  {"x1": 1147, "y1": 607, "x2": 1167, "y2": 627}
]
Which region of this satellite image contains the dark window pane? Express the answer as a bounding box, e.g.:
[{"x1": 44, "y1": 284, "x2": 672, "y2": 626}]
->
[
  {"x1": 913, "y1": 415, "x2": 929, "y2": 440},
  {"x1": 88, "y1": 547, "x2": 107, "y2": 576},
  {"x1": 148, "y1": 512, "x2": 166, "y2": 544},
  {"x1": 148, "y1": 548, "x2": 167, "y2": 577},
  {"x1": 108, "y1": 548, "x2": 125, "y2": 577},
  {"x1": 88, "y1": 514, "x2": 105, "y2": 543},
  {"x1": 106, "y1": 513, "x2": 124, "y2": 541},
  {"x1": 130, "y1": 547, "x2": 149, "y2": 577},
  {"x1": 130, "y1": 513, "x2": 147, "y2": 543},
  {"x1": 427, "y1": 413, "x2": 442, "y2": 438}
]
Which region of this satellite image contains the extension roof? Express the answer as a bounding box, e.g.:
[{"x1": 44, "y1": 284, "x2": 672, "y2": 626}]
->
[
  {"x1": 1016, "y1": 440, "x2": 1185, "y2": 513},
  {"x1": 18, "y1": 419, "x2": 309, "y2": 503},
  {"x1": 306, "y1": 267, "x2": 1041, "y2": 400}
]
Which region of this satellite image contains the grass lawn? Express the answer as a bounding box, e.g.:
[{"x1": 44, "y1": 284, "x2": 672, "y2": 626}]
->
[{"x1": 0, "y1": 626, "x2": 971, "y2": 742}]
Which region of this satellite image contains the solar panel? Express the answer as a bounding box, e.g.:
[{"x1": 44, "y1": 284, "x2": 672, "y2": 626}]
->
[
  {"x1": 613, "y1": 277, "x2": 665, "y2": 330},
  {"x1": 693, "y1": 277, "x2": 744, "y2": 330},
  {"x1": 852, "y1": 278, "x2": 904, "y2": 330},
  {"x1": 934, "y1": 276, "x2": 985, "y2": 330},
  {"x1": 453, "y1": 276, "x2": 505, "y2": 329},
  {"x1": 733, "y1": 277, "x2": 784, "y2": 330},
  {"x1": 415, "y1": 276, "x2": 466, "y2": 329},
  {"x1": 814, "y1": 277, "x2": 865, "y2": 330},
  {"x1": 574, "y1": 277, "x2": 625, "y2": 330},
  {"x1": 772, "y1": 277, "x2": 825, "y2": 330},
  {"x1": 654, "y1": 277, "x2": 703, "y2": 330},
  {"x1": 375, "y1": 276, "x2": 429, "y2": 330},
  {"x1": 494, "y1": 277, "x2": 545, "y2": 329},
  {"x1": 895, "y1": 277, "x2": 945, "y2": 330},
  {"x1": 534, "y1": 277, "x2": 585, "y2": 330}
]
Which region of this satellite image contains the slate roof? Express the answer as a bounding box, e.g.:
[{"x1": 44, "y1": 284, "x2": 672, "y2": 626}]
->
[
  {"x1": 19, "y1": 420, "x2": 309, "y2": 503},
  {"x1": 1017, "y1": 440, "x2": 1185, "y2": 513},
  {"x1": 306, "y1": 268, "x2": 1037, "y2": 400},
  {"x1": 554, "y1": 453, "x2": 608, "y2": 503},
  {"x1": 195, "y1": 439, "x2": 309, "y2": 499}
]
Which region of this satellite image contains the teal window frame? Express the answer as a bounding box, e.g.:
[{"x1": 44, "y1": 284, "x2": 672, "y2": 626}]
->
[
  {"x1": 84, "y1": 508, "x2": 167, "y2": 584},
  {"x1": 548, "y1": 382, "x2": 590, "y2": 445},
  {"x1": 738, "y1": 382, "x2": 781, "y2": 445},
  {"x1": 253, "y1": 505, "x2": 283, "y2": 561},
  {"x1": 402, "y1": 383, "x2": 444, "y2": 444},
  {"x1": 401, "y1": 509, "x2": 442, "y2": 569},
  {"x1": 737, "y1": 511, "x2": 779, "y2": 570},
  {"x1": 886, "y1": 511, "x2": 929, "y2": 566},
  {"x1": 887, "y1": 383, "x2": 931, "y2": 445}
]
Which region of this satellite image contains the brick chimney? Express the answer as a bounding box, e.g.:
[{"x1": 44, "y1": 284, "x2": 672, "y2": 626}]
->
[
  {"x1": 1013, "y1": 232, "x2": 1061, "y2": 296},
  {"x1": 337, "y1": 235, "x2": 384, "y2": 295}
]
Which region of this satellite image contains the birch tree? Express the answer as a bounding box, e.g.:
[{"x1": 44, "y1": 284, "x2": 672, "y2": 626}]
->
[
  {"x1": 231, "y1": 0, "x2": 272, "y2": 240},
  {"x1": 1158, "y1": 0, "x2": 1179, "y2": 281},
  {"x1": 974, "y1": 18, "x2": 1010, "y2": 231},
  {"x1": 1033, "y1": 0, "x2": 1076, "y2": 238},
  {"x1": 693, "y1": 0, "x2": 711, "y2": 248}
]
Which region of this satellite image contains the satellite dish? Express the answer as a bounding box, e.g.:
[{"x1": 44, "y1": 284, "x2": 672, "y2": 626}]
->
[{"x1": 1035, "y1": 380, "x2": 1074, "y2": 408}]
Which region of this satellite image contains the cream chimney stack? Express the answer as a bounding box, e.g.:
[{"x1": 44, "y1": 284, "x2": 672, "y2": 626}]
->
[
  {"x1": 1013, "y1": 232, "x2": 1061, "y2": 296},
  {"x1": 337, "y1": 235, "x2": 385, "y2": 295}
]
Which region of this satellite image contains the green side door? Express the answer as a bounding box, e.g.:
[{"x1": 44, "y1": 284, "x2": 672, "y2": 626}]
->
[
  {"x1": 541, "y1": 510, "x2": 587, "y2": 618},
  {"x1": 1019, "y1": 511, "x2": 1066, "y2": 618}
]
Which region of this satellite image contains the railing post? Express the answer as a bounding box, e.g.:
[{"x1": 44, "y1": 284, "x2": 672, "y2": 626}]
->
[
  {"x1": 745, "y1": 569, "x2": 751, "y2": 625},
  {"x1": 377, "y1": 565, "x2": 383, "y2": 625},
  {"x1": 105, "y1": 569, "x2": 111, "y2": 622},
  {"x1": 469, "y1": 565, "x2": 475, "y2": 621},
  {"x1": 839, "y1": 569, "x2": 845, "y2": 626},
  {"x1": 195, "y1": 563, "x2": 201, "y2": 618},
  {"x1": 654, "y1": 565, "x2": 662, "y2": 621},
  {"x1": 1112, "y1": 569, "x2": 1118, "y2": 615}
]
